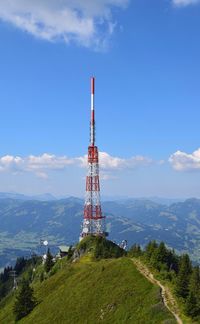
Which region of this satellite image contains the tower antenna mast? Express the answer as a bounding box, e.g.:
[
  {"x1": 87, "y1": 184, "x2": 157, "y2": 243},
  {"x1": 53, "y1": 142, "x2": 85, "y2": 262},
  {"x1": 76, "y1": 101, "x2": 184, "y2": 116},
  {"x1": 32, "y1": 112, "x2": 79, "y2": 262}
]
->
[{"x1": 80, "y1": 77, "x2": 106, "y2": 239}]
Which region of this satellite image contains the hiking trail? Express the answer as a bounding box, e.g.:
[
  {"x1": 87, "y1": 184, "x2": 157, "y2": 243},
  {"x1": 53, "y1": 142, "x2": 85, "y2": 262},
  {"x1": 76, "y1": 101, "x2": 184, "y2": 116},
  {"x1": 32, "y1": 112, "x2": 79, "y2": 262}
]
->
[{"x1": 132, "y1": 258, "x2": 183, "y2": 324}]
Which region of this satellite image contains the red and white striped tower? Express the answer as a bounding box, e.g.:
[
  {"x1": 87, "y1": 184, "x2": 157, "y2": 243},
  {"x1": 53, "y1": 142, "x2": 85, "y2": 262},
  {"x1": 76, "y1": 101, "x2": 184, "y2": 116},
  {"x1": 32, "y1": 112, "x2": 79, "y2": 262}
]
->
[{"x1": 80, "y1": 77, "x2": 105, "y2": 239}]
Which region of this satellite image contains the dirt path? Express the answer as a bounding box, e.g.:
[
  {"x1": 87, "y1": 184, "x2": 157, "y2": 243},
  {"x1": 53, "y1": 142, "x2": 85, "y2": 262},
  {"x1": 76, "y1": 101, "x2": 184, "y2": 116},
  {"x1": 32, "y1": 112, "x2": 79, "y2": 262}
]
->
[{"x1": 132, "y1": 258, "x2": 183, "y2": 324}]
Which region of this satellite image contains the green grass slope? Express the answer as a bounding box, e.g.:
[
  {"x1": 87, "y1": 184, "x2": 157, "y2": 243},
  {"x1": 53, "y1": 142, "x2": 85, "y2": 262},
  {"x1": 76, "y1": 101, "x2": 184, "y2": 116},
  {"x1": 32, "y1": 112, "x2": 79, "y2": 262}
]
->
[{"x1": 0, "y1": 257, "x2": 176, "y2": 323}]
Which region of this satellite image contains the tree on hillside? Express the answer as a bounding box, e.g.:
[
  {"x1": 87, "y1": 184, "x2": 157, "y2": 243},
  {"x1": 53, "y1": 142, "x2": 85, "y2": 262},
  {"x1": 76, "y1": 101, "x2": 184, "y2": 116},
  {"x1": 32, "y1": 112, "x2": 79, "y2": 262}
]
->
[
  {"x1": 0, "y1": 283, "x2": 6, "y2": 300},
  {"x1": 44, "y1": 248, "x2": 54, "y2": 273},
  {"x1": 129, "y1": 244, "x2": 142, "y2": 257},
  {"x1": 0, "y1": 266, "x2": 12, "y2": 283},
  {"x1": 145, "y1": 240, "x2": 158, "y2": 260},
  {"x1": 175, "y1": 254, "x2": 192, "y2": 298},
  {"x1": 0, "y1": 266, "x2": 13, "y2": 300},
  {"x1": 14, "y1": 257, "x2": 27, "y2": 275},
  {"x1": 185, "y1": 292, "x2": 199, "y2": 318},
  {"x1": 167, "y1": 249, "x2": 179, "y2": 274},
  {"x1": 13, "y1": 278, "x2": 37, "y2": 321},
  {"x1": 150, "y1": 242, "x2": 168, "y2": 270},
  {"x1": 67, "y1": 246, "x2": 74, "y2": 260},
  {"x1": 189, "y1": 266, "x2": 200, "y2": 297},
  {"x1": 185, "y1": 266, "x2": 200, "y2": 318}
]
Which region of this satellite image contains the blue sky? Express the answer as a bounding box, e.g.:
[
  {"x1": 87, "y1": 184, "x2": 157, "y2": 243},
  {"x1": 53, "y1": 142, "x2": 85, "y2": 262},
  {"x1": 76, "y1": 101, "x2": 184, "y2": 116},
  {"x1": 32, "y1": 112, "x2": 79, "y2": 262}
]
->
[{"x1": 0, "y1": 0, "x2": 200, "y2": 198}]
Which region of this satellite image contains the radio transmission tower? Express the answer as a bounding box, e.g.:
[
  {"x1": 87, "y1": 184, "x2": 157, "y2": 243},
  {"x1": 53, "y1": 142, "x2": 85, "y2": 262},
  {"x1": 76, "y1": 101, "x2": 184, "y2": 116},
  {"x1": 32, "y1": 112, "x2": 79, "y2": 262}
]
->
[{"x1": 80, "y1": 77, "x2": 106, "y2": 239}]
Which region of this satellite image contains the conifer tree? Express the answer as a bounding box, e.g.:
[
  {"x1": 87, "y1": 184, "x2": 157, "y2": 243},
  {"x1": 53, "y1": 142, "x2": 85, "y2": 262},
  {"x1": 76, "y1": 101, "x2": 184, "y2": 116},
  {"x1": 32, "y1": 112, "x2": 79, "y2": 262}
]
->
[
  {"x1": 150, "y1": 242, "x2": 168, "y2": 270},
  {"x1": 0, "y1": 283, "x2": 6, "y2": 300},
  {"x1": 189, "y1": 266, "x2": 200, "y2": 297},
  {"x1": 14, "y1": 257, "x2": 26, "y2": 275},
  {"x1": 175, "y1": 254, "x2": 192, "y2": 298},
  {"x1": 185, "y1": 266, "x2": 200, "y2": 318},
  {"x1": 44, "y1": 248, "x2": 54, "y2": 273},
  {"x1": 145, "y1": 240, "x2": 158, "y2": 260},
  {"x1": 67, "y1": 246, "x2": 74, "y2": 260},
  {"x1": 129, "y1": 244, "x2": 142, "y2": 257},
  {"x1": 185, "y1": 291, "x2": 199, "y2": 318},
  {"x1": 13, "y1": 278, "x2": 36, "y2": 321},
  {"x1": 167, "y1": 249, "x2": 179, "y2": 273}
]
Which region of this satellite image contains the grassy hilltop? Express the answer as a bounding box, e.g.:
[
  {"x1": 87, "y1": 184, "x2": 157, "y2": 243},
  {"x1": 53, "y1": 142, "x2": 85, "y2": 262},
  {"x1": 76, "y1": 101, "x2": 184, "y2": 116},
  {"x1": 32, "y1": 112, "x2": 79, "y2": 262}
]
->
[{"x1": 0, "y1": 237, "x2": 176, "y2": 323}]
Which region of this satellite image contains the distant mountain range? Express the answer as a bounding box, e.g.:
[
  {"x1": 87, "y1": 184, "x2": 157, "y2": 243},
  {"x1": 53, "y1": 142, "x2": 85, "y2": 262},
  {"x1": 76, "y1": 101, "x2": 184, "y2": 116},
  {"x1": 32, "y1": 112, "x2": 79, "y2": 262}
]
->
[
  {"x1": 0, "y1": 192, "x2": 57, "y2": 201},
  {"x1": 1, "y1": 195, "x2": 200, "y2": 268},
  {"x1": 0, "y1": 192, "x2": 186, "y2": 204}
]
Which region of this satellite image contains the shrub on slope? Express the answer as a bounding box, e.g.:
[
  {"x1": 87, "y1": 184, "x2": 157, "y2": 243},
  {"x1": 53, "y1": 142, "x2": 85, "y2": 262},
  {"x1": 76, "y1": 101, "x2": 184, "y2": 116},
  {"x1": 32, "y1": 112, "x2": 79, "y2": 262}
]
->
[{"x1": 76, "y1": 235, "x2": 125, "y2": 260}]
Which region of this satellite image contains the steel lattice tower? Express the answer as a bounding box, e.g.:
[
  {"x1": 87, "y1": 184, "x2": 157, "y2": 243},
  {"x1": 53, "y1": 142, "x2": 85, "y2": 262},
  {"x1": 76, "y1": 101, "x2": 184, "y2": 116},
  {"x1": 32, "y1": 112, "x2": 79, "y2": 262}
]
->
[{"x1": 80, "y1": 77, "x2": 105, "y2": 239}]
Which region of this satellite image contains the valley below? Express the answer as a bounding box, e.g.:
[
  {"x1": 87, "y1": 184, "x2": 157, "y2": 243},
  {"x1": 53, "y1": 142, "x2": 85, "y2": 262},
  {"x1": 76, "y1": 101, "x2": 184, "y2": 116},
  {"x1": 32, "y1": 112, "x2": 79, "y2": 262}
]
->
[{"x1": 1, "y1": 196, "x2": 200, "y2": 268}]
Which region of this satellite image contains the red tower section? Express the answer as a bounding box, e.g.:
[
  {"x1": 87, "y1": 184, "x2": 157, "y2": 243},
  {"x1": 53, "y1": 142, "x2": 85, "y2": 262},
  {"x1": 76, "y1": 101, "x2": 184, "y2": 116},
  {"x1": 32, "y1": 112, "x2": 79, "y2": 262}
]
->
[{"x1": 80, "y1": 78, "x2": 105, "y2": 238}]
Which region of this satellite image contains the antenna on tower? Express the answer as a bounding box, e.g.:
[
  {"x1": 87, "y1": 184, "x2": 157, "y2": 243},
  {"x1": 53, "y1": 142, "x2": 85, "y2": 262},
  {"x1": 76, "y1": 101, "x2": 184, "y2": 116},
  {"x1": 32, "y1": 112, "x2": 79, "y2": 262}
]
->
[{"x1": 80, "y1": 77, "x2": 106, "y2": 240}]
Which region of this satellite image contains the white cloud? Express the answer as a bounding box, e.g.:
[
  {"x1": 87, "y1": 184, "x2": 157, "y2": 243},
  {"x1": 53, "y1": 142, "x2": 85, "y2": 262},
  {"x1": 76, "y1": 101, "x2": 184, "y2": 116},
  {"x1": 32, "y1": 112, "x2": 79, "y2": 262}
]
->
[
  {"x1": 78, "y1": 151, "x2": 153, "y2": 181},
  {"x1": 0, "y1": 0, "x2": 129, "y2": 49},
  {"x1": 0, "y1": 155, "x2": 23, "y2": 172},
  {"x1": 0, "y1": 153, "x2": 73, "y2": 178},
  {"x1": 77, "y1": 151, "x2": 152, "y2": 170},
  {"x1": 0, "y1": 152, "x2": 153, "y2": 179},
  {"x1": 27, "y1": 153, "x2": 73, "y2": 171},
  {"x1": 172, "y1": 0, "x2": 200, "y2": 7},
  {"x1": 169, "y1": 148, "x2": 200, "y2": 171}
]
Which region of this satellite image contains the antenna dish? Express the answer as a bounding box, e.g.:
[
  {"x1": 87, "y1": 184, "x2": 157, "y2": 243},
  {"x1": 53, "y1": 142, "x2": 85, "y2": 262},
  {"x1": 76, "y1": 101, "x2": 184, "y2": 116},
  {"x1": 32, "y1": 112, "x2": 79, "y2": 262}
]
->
[
  {"x1": 43, "y1": 240, "x2": 48, "y2": 246},
  {"x1": 43, "y1": 254, "x2": 47, "y2": 260}
]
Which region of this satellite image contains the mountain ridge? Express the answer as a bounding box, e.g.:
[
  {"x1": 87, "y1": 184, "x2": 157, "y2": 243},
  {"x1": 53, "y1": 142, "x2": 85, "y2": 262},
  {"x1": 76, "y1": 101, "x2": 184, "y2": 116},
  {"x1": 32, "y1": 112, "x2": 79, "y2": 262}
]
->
[{"x1": 1, "y1": 197, "x2": 200, "y2": 268}]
